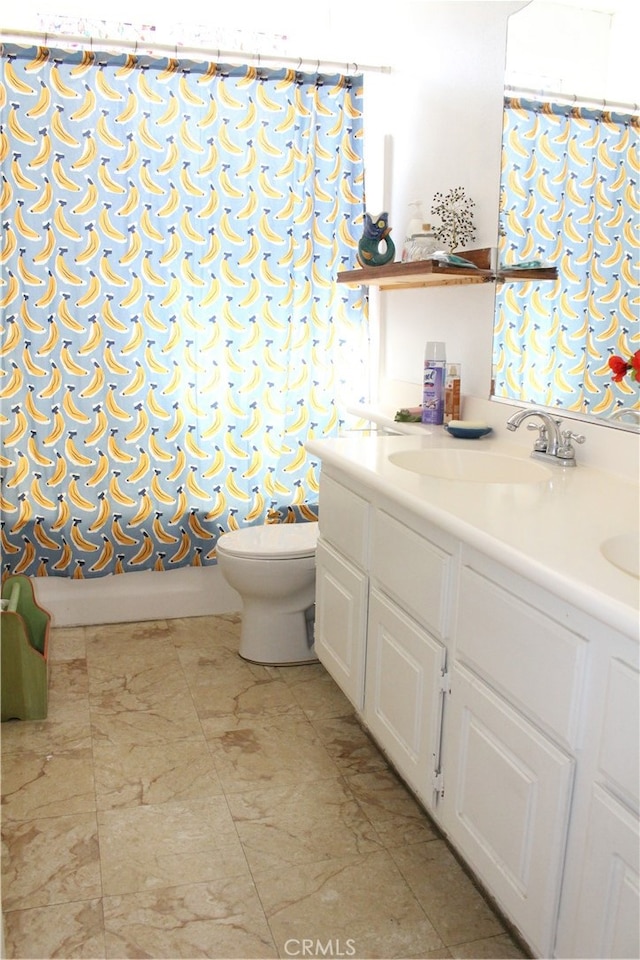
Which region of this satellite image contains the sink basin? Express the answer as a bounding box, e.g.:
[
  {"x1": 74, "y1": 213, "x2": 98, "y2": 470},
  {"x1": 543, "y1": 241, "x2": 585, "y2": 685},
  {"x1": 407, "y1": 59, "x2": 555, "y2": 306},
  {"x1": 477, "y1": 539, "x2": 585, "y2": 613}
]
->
[
  {"x1": 388, "y1": 448, "x2": 553, "y2": 484},
  {"x1": 600, "y1": 533, "x2": 640, "y2": 579}
]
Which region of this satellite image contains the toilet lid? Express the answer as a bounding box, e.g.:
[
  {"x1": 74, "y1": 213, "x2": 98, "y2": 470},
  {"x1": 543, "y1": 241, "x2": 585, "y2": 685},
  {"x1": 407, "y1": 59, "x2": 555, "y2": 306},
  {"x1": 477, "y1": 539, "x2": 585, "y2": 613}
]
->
[{"x1": 217, "y1": 522, "x2": 319, "y2": 560}]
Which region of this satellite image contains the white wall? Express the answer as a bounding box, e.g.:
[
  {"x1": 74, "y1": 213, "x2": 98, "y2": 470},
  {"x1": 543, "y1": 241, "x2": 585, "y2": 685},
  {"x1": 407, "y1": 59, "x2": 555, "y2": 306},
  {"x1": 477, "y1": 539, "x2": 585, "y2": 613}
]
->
[
  {"x1": 359, "y1": 2, "x2": 524, "y2": 408},
  {"x1": 506, "y1": 0, "x2": 640, "y2": 104}
]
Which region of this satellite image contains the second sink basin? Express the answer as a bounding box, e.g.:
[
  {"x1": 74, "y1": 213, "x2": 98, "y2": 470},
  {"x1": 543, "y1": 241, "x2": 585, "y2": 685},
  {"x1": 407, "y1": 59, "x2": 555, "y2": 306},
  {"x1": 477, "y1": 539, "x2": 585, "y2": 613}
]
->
[
  {"x1": 388, "y1": 448, "x2": 553, "y2": 484},
  {"x1": 600, "y1": 533, "x2": 640, "y2": 579}
]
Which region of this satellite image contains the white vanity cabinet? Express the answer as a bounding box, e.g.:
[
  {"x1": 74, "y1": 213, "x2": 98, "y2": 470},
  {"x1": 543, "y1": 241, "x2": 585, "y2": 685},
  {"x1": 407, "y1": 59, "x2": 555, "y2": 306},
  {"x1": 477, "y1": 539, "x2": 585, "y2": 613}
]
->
[
  {"x1": 440, "y1": 548, "x2": 585, "y2": 958},
  {"x1": 364, "y1": 509, "x2": 456, "y2": 810},
  {"x1": 314, "y1": 473, "x2": 370, "y2": 709},
  {"x1": 312, "y1": 460, "x2": 639, "y2": 958},
  {"x1": 555, "y1": 638, "x2": 639, "y2": 959}
]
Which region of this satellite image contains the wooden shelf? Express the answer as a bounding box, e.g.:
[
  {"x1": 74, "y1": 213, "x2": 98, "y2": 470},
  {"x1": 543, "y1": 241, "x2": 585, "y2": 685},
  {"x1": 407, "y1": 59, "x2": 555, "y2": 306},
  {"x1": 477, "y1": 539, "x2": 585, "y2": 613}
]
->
[
  {"x1": 496, "y1": 266, "x2": 558, "y2": 282},
  {"x1": 337, "y1": 247, "x2": 557, "y2": 290}
]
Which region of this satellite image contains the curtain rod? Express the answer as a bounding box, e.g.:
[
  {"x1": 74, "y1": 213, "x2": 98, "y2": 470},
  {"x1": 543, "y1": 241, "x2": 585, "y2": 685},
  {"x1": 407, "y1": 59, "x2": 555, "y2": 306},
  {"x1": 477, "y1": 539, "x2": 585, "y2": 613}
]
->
[
  {"x1": 0, "y1": 28, "x2": 391, "y2": 76},
  {"x1": 505, "y1": 84, "x2": 639, "y2": 116}
]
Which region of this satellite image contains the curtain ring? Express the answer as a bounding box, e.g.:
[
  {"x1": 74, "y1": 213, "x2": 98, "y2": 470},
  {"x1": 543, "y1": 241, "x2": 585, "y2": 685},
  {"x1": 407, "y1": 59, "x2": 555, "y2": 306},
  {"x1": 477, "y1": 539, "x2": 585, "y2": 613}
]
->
[{"x1": 297, "y1": 57, "x2": 302, "y2": 70}]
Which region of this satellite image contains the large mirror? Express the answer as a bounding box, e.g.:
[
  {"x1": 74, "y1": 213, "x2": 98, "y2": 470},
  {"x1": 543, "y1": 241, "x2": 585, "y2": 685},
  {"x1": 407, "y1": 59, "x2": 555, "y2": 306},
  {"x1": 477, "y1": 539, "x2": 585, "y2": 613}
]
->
[{"x1": 491, "y1": 0, "x2": 639, "y2": 431}]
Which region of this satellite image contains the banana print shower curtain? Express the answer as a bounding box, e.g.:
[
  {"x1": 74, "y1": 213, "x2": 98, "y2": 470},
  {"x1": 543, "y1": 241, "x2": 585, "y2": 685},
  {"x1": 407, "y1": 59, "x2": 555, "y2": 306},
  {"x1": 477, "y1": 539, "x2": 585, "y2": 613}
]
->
[
  {"x1": 494, "y1": 97, "x2": 639, "y2": 417},
  {"x1": 0, "y1": 43, "x2": 368, "y2": 578}
]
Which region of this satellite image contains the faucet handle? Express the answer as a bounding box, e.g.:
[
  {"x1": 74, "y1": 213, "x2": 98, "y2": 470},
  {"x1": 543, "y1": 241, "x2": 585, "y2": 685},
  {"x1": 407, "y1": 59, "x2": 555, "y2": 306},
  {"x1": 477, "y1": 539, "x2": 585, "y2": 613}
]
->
[
  {"x1": 526, "y1": 422, "x2": 548, "y2": 452},
  {"x1": 562, "y1": 430, "x2": 586, "y2": 445},
  {"x1": 557, "y1": 429, "x2": 586, "y2": 462},
  {"x1": 526, "y1": 421, "x2": 555, "y2": 452}
]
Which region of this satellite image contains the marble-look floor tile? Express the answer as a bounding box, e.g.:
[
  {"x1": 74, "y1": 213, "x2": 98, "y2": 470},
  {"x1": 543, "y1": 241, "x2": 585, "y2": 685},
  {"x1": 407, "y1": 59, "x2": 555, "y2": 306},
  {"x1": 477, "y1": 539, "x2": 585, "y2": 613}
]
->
[
  {"x1": 404, "y1": 951, "x2": 453, "y2": 959},
  {"x1": 88, "y1": 646, "x2": 188, "y2": 696},
  {"x1": 0, "y1": 702, "x2": 93, "y2": 755},
  {"x1": 273, "y1": 661, "x2": 327, "y2": 686},
  {"x1": 48, "y1": 658, "x2": 89, "y2": 703},
  {"x1": 168, "y1": 613, "x2": 242, "y2": 655},
  {"x1": 312, "y1": 714, "x2": 392, "y2": 776},
  {"x1": 85, "y1": 620, "x2": 173, "y2": 667},
  {"x1": 176, "y1": 643, "x2": 250, "y2": 681},
  {"x1": 1, "y1": 747, "x2": 96, "y2": 822},
  {"x1": 346, "y1": 768, "x2": 440, "y2": 848},
  {"x1": 254, "y1": 848, "x2": 445, "y2": 960},
  {"x1": 90, "y1": 707, "x2": 204, "y2": 745},
  {"x1": 89, "y1": 656, "x2": 203, "y2": 744},
  {"x1": 391, "y1": 839, "x2": 505, "y2": 946},
  {"x1": 2, "y1": 613, "x2": 525, "y2": 960},
  {"x1": 202, "y1": 715, "x2": 341, "y2": 792},
  {"x1": 451, "y1": 932, "x2": 528, "y2": 958},
  {"x1": 93, "y1": 738, "x2": 224, "y2": 809},
  {"x1": 187, "y1": 669, "x2": 306, "y2": 723},
  {"x1": 98, "y1": 798, "x2": 249, "y2": 896},
  {"x1": 48, "y1": 626, "x2": 86, "y2": 663},
  {"x1": 2, "y1": 898, "x2": 105, "y2": 959},
  {"x1": 227, "y1": 777, "x2": 383, "y2": 873},
  {"x1": 103, "y1": 877, "x2": 278, "y2": 959},
  {"x1": 281, "y1": 667, "x2": 356, "y2": 720},
  {"x1": 88, "y1": 650, "x2": 191, "y2": 705},
  {"x1": 1, "y1": 813, "x2": 101, "y2": 910}
]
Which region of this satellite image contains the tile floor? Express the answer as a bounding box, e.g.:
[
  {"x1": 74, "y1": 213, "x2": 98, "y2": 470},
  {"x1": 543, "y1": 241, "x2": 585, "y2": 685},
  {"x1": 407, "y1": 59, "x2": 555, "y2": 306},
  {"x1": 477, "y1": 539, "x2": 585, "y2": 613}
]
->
[{"x1": 1, "y1": 614, "x2": 529, "y2": 959}]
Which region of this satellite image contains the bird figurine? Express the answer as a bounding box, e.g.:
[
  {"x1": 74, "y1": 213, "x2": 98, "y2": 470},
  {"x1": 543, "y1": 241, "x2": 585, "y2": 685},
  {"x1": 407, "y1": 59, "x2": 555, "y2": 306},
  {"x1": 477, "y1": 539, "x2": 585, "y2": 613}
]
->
[{"x1": 357, "y1": 212, "x2": 396, "y2": 267}]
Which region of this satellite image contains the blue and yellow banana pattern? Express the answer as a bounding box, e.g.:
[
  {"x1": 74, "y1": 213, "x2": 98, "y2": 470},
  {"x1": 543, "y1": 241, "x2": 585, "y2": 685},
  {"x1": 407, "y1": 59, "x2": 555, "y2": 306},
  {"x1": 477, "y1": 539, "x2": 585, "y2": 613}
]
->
[
  {"x1": 0, "y1": 44, "x2": 367, "y2": 579},
  {"x1": 494, "y1": 97, "x2": 639, "y2": 417}
]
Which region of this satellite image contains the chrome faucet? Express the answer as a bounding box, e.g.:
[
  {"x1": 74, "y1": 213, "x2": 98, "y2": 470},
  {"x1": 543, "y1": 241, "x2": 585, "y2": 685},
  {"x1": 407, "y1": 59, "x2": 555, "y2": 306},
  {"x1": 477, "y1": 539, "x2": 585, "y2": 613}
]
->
[{"x1": 505, "y1": 409, "x2": 585, "y2": 467}]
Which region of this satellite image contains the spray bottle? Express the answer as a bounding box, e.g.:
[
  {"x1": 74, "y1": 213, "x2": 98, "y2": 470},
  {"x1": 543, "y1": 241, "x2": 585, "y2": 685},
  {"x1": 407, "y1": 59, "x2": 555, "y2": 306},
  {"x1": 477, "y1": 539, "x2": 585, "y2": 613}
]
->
[{"x1": 421, "y1": 341, "x2": 446, "y2": 425}]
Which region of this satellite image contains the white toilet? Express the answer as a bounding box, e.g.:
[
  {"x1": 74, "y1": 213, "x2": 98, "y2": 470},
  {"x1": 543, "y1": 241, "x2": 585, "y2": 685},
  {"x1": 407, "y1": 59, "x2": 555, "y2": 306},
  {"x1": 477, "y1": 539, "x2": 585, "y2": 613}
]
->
[{"x1": 216, "y1": 522, "x2": 319, "y2": 665}]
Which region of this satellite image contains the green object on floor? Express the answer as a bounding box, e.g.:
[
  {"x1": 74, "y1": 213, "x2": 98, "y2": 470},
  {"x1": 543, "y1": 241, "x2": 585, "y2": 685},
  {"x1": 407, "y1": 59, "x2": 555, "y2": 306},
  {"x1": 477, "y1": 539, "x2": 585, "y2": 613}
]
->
[{"x1": 1, "y1": 575, "x2": 51, "y2": 721}]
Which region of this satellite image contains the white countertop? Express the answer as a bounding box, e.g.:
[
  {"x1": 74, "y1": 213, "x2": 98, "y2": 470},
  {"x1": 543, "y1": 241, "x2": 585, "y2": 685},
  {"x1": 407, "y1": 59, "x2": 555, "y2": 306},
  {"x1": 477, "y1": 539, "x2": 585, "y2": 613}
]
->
[{"x1": 306, "y1": 428, "x2": 640, "y2": 640}]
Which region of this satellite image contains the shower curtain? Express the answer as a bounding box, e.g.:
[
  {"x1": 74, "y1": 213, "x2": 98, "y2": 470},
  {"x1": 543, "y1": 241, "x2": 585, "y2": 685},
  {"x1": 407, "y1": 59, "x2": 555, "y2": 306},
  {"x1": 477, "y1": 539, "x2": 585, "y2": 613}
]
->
[
  {"x1": 494, "y1": 96, "x2": 639, "y2": 417},
  {"x1": 0, "y1": 43, "x2": 368, "y2": 579}
]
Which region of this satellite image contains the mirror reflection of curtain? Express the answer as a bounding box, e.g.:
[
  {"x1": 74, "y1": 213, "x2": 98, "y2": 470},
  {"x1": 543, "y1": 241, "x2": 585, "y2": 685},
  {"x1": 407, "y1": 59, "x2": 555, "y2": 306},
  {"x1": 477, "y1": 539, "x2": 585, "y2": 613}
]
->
[
  {"x1": 494, "y1": 96, "x2": 639, "y2": 417},
  {"x1": 0, "y1": 44, "x2": 367, "y2": 580}
]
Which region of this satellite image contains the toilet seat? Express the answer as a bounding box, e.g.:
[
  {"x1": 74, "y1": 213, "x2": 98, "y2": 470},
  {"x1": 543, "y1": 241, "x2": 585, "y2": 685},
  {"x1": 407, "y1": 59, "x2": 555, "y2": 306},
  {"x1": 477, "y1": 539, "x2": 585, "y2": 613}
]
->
[{"x1": 217, "y1": 522, "x2": 319, "y2": 560}]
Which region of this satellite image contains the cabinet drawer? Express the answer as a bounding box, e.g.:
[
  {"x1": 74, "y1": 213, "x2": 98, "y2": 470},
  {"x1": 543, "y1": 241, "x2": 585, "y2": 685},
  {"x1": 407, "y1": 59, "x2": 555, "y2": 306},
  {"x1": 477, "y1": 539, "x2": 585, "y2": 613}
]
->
[
  {"x1": 318, "y1": 474, "x2": 369, "y2": 569},
  {"x1": 598, "y1": 658, "x2": 640, "y2": 806},
  {"x1": 456, "y1": 562, "x2": 587, "y2": 748},
  {"x1": 371, "y1": 510, "x2": 452, "y2": 639}
]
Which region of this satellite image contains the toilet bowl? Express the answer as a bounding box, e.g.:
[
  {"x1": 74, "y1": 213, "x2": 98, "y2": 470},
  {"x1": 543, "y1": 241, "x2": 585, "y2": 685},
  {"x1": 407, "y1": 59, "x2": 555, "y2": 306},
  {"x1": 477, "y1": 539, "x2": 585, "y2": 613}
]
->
[{"x1": 216, "y1": 522, "x2": 319, "y2": 665}]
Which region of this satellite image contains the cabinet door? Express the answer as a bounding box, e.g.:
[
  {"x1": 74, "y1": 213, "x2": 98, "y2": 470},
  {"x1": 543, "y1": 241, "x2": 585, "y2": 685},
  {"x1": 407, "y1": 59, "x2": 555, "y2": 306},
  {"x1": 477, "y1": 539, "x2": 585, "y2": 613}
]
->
[
  {"x1": 441, "y1": 663, "x2": 574, "y2": 958},
  {"x1": 314, "y1": 539, "x2": 368, "y2": 710},
  {"x1": 364, "y1": 588, "x2": 447, "y2": 809},
  {"x1": 567, "y1": 784, "x2": 639, "y2": 959}
]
